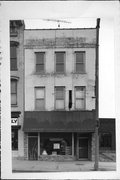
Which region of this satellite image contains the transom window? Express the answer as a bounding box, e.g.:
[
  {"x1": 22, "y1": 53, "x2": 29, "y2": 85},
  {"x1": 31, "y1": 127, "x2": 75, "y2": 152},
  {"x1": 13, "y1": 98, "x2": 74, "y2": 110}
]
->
[
  {"x1": 75, "y1": 51, "x2": 85, "y2": 73},
  {"x1": 11, "y1": 80, "x2": 17, "y2": 105},
  {"x1": 10, "y1": 45, "x2": 17, "y2": 71},
  {"x1": 75, "y1": 87, "x2": 85, "y2": 110},
  {"x1": 55, "y1": 52, "x2": 65, "y2": 73},
  {"x1": 35, "y1": 87, "x2": 45, "y2": 110},
  {"x1": 55, "y1": 87, "x2": 65, "y2": 109},
  {"x1": 35, "y1": 52, "x2": 45, "y2": 72}
]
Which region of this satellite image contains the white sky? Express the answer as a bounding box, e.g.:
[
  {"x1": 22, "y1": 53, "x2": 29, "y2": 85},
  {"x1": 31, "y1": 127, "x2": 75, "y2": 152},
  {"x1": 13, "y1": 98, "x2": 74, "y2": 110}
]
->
[{"x1": 25, "y1": 17, "x2": 115, "y2": 118}]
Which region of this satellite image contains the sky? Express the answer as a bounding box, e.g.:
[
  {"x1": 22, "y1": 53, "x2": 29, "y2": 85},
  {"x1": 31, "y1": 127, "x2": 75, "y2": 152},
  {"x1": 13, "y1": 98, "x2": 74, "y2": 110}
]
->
[{"x1": 25, "y1": 16, "x2": 115, "y2": 118}]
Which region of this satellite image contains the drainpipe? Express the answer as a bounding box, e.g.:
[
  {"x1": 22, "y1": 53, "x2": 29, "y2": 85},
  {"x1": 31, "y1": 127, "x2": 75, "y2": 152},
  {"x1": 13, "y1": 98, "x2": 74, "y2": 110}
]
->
[{"x1": 94, "y1": 18, "x2": 100, "y2": 171}]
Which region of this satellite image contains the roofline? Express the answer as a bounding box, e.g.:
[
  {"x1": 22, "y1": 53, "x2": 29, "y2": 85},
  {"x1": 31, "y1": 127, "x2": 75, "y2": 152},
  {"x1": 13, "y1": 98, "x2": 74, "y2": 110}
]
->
[{"x1": 25, "y1": 27, "x2": 96, "y2": 31}]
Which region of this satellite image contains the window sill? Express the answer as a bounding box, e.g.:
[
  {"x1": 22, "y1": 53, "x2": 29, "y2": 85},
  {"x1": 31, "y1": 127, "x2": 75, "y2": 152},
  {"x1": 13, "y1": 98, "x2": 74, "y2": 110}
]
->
[
  {"x1": 11, "y1": 105, "x2": 18, "y2": 107},
  {"x1": 73, "y1": 72, "x2": 86, "y2": 75},
  {"x1": 34, "y1": 72, "x2": 46, "y2": 75},
  {"x1": 11, "y1": 69, "x2": 18, "y2": 72}
]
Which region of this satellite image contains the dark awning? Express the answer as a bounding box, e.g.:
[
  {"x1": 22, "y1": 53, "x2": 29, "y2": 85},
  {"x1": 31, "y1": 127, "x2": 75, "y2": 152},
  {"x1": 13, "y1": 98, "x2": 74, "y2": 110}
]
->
[{"x1": 23, "y1": 110, "x2": 96, "y2": 132}]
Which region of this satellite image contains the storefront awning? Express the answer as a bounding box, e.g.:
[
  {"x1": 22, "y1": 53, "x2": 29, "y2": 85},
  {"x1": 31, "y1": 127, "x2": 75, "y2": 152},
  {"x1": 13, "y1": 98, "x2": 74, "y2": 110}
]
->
[{"x1": 23, "y1": 110, "x2": 96, "y2": 132}]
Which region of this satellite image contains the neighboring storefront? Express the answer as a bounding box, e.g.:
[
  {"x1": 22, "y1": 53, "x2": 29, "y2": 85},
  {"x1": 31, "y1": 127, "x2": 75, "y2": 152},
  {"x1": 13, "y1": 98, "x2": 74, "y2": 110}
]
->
[{"x1": 11, "y1": 112, "x2": 21, "y2": 157}]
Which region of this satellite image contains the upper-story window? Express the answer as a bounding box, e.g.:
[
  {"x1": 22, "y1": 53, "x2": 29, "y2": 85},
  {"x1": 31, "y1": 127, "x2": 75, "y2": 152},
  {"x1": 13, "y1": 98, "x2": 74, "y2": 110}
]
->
[
  {"x1": 35, "y1": 52, "x2": 45, "y2": 73},
  {"x1": 35, "y1": 87, "x2": 45, "y2": 110},
  {"x1": 55, "y1": 52, "x2": 65, "y2": 73},
  {"x1": 75, "y1": 51, "x2": 85, "y2": 73},
  {"x1": 75, "y1": 86, "x2": 85, "y2": 110},
  {"x1": 55, "y1": 86, "x2": 65, "y2": 110},
  {"x1": 11, "y1": 79, "x2": 17, "y2": 105},
  {"x1": 10, "y1": 44, "x2": 17, "y2": 71}
]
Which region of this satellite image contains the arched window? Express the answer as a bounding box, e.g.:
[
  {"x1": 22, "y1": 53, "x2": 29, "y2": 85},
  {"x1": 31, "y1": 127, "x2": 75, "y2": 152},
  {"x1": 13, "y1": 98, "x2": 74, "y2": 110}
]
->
[
  {"x1": 10, "y1": 41, "x2": 19, "y2": 71},
  {"x1": 11, "y1": 78, "x2": 18, "y2": 105}
]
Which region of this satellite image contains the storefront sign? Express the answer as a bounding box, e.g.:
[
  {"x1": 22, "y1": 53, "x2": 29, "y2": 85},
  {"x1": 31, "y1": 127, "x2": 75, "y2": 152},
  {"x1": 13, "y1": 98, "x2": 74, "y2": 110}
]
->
[
  {"x1": 54, "y1": 143, "x2": 60, "y2": 149},
  {"x1": 11, "y1": 118, "x2": 18, "y2": 126}
]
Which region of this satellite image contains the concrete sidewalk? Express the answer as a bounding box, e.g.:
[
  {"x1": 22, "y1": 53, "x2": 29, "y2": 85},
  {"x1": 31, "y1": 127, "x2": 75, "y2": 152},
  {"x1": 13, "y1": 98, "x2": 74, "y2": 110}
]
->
[{"x1": 12, "y1": 158, "x2": 116, "y2": 172}]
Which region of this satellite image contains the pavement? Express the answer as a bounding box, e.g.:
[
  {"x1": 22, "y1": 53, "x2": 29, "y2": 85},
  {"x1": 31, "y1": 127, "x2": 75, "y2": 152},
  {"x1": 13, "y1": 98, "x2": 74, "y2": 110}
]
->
[{"x1": 12, "y1": 158, "x2": 116, "y2": 172}]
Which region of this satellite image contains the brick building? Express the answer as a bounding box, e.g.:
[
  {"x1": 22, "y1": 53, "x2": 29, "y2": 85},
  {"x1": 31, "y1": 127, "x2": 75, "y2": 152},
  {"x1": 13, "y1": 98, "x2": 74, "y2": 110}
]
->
[
  {"x1": 10, "y1": 20, "x2": 25, "y2": 157},
  {"x1": 23, "y1": 26, "x2": 98, "y2": 161}
]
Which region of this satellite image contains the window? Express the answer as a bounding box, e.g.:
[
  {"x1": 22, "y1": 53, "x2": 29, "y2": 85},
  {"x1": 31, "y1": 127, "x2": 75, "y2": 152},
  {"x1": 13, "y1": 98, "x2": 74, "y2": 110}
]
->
[
  {"x1": 11, "y1": 80, "x2": 17, "y2": 105},
  {"x1": 75, "y1": 87, "x2": 85, "y2": 110},
  {"x1": 100, "y1": 133, "x2": 112, "y2": 148},
  {"x1": 35, "y1": 52, "x2": 45, "y2": 72},
  {"x1": 12, "y1": 129, "x2": 18, "y2": 150},
  {"x1": 35, "y1": 87, "x2": 45, "y2": 110},
  {"x1": 75, "y1": 51, "x2": 85, "y2": 73},
  {"x1": 55, "y1": 87, "x2": 65, "y2": 109},
  {"x1": 55, "y1": 52, "x2": 65, "y2": 73},
  {"x1": 10, "y1": 45, "x2": 17, "y2": 70}
]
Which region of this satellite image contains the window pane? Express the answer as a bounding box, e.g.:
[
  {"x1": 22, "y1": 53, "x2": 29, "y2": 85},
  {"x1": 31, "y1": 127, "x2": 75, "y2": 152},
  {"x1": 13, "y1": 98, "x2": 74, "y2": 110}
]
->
[
  {"x1": 11, "y1": 58, "x2": 17, "y2": 70},
  {"x1": 56, "y1": 87, "x2": 64, "y2": 99},
  {"x1": 76, "y1": 63, "x2": 84, "y2": 72},
  {"x1": 36, "y1": 64, "x2": 44, "y2": 72},
  {"x1": 76, "y1": 99, "x2": 84, "y2": 109},
  {"x1": 76, "y1": 52, "x2": 84, "y2": 63},
  {"x1": 11, "y1": 94, "x2": 17, "y2": 105},
  {"x1": 76, "y1": 89, "x2": 84, "y2": 98},
  {"x1": 56, "y1": 100, "x2": 64, "y2": 109},
  {"x1": 11, "y1": 81, "x2": 17, "y2": 93},
  {"x1": 10, "y1": 46, "x2": 17, "y2": 58},
  {"x1": 36, "y1": 88, "x2": 44, "y2": 98},
  {"x1": 56, "y1": 64, "x2": 64, "y2": 73},
  {"x1": 36, "y1": 52, "x2": 44, "y2": 64},
  {"x1": 56, "y1": 52, "x2": 64, "y2": 63},
  {"x1": 35, "y1": 99, "x2": 45, "y2": 110}
]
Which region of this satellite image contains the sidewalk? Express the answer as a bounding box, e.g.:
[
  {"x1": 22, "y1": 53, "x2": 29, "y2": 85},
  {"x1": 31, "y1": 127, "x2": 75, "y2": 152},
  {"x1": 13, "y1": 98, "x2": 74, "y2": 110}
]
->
[{"x1": 12, "y1": 158, "x2": 116, "y2": 172}]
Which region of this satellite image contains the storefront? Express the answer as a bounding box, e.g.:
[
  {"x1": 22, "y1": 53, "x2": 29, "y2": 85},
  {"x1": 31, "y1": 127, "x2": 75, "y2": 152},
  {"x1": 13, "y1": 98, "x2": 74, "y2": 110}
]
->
[
  {"x1": 11, "y1": 112, "x2": 21, "y2": 157},
  {"x1": 23, "y1": 111, "x2": 95, "y2": 161}
]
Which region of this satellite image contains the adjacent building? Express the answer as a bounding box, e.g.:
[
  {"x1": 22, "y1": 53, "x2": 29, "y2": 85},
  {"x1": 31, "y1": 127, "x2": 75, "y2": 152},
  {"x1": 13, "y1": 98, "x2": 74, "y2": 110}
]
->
[{"x1": 10, "y1": 20, "x2": 25, "y2": 157}]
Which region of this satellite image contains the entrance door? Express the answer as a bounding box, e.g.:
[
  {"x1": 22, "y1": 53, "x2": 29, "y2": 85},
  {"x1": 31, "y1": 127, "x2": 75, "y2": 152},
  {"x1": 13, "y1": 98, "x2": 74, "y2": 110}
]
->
[
  {"x1": 79, "y1": 138, "x2": 88, "y2": 159},
  {"x1": 28, "y1": 137, "x2": 38, "y2": 160}
]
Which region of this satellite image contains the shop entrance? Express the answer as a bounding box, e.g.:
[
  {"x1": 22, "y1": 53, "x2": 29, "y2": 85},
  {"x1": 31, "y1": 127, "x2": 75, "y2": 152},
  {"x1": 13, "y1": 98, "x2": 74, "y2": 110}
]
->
[
  {"x1": 78, "y1": 137, "x2": 88, "y2": 159},
  {"x1": 28, "y1": 136, "x2": 38, "y2": 160}
]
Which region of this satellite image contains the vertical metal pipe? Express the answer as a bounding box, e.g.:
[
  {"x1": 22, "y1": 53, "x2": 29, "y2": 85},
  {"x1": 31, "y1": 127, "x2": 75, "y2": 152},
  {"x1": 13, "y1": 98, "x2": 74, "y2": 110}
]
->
[
  {"x1": 94, "y1": 18, "x2": 100, "y2": 170},
  {"x1": 72, "y1": 133, "x2": 74, "y2": 157},
  {"x1": 38, "y1": 132, "x2": 40, "y2": 160}
]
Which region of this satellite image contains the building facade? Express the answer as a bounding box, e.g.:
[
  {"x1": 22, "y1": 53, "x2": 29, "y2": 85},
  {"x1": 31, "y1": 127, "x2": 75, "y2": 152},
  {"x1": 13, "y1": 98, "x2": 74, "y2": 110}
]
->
[
  {"x1": 23, "y1": 28, "x2": 97, "y2": 161},
  {"x1": 10, "y1": 20, "x2": 25, "y2": 157}
]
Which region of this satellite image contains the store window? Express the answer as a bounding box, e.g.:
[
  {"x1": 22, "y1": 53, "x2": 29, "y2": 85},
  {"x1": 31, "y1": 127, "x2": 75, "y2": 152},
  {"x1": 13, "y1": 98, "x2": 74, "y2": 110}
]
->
[
  {"x1": 35, "y1": 52, "x2": 45, "y2": 73},
  {"x1": 11, "y1": 79, "x2": 17, "y2": 105},
  {"x1": 55, "y1": 52, "x2": 65, "y2": 73},
  {"x1": 100, "y1": 133, "x2": 112, "y2": 148},
  {"x1": 12, "y1": 129, "x2": 18, "y2": 150},
  {"x1": 35, "y1": 87, "x2": 45, "y2": 110},
  {"x1": 55, "y1": 87, "x2": 65, "y2": 110},
  {"x1": 75, "y1": 51, "x2": 85, "y2": 73},
  {"x1": 75, "y1": 86, "x2": 85, "y2": 110}
]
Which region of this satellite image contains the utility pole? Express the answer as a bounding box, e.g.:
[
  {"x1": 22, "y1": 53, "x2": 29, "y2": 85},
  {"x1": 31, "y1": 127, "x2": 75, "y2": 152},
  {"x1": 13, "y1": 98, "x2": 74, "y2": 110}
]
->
[{"x1": 94, "y1": 18, "x2": 100, "y2": 171}]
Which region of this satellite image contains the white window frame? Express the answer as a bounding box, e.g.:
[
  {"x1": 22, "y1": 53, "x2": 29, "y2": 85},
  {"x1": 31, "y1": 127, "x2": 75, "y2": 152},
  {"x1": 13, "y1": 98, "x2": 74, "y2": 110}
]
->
[
  {"x1": 35, "y1": 87, "x2": 45, "y2": 110},
  {"x1": 75, "y1": 86, "x2": 85, "y2": 110},
  {"x1": 55, "y1": 86, "x2": 65, "y2": 110}
]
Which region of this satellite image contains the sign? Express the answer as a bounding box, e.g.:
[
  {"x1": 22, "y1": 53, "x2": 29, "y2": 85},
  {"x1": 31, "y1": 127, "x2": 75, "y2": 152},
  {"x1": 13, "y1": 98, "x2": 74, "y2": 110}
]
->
[
  {"x1": 11, "y1": 118, "x2": 18, "y2": 126},
  {"x1": 53, "y1": 143, "x2": 60, "y2": 149}
]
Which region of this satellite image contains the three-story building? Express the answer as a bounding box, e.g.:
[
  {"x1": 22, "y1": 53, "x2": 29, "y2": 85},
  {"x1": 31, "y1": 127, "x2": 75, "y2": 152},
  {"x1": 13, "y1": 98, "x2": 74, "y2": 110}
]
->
[
  {"x1": 23, "y1": 27, "x2": 97, "y2": 161},
  {"x1": 10, "y1": 20, "x2": 25, "y2": 158}
]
